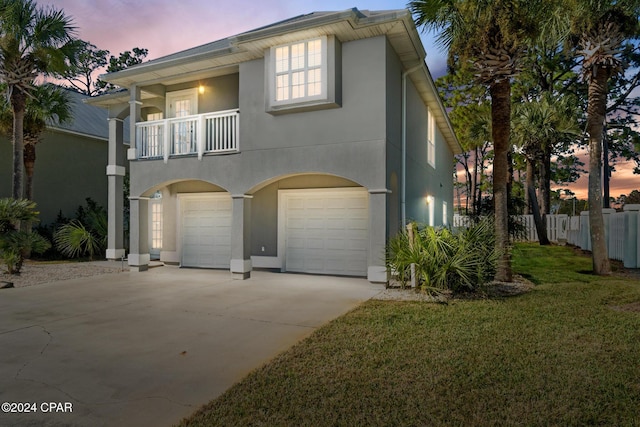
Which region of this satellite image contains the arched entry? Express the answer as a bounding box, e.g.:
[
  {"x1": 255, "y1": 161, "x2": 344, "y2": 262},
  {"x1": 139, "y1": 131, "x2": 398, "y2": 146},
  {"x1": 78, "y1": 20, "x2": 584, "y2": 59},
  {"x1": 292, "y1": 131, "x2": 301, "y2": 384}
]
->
[
  {"x1": 250, "y1": 173, "x2": 369, "y2": 277},
  {"x1": 141, "y1": 180, "x2": 231, "y2": 268}
]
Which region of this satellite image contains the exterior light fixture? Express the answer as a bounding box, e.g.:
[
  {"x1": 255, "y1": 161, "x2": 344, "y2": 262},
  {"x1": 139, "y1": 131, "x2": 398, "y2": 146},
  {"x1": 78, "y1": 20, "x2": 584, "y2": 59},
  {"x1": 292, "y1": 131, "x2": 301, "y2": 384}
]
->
[
  {"x1": 426, "y1": 195, "x2": 434, "y2": 205},
  {"x1": 198, "y1": 85, "x2": 205, "y2": 94}
]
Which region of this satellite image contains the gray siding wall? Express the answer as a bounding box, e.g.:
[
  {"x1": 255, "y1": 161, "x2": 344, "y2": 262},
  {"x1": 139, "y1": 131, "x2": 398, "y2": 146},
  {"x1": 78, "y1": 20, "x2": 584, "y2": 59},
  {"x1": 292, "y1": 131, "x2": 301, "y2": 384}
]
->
[
  {"x1": 130, "y1": 36, "x2": 390, "y2": 198},
  {"x1": 0, "y1": 131, "x2": 116, "y2": 225},
  {"x1": 385, "y1": 42, "x2": 455, "y2": 229}
]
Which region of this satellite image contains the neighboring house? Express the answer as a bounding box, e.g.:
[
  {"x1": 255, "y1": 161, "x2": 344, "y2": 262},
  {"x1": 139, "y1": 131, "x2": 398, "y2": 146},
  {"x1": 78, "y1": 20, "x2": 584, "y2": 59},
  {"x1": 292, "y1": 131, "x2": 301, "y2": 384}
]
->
[
  {"x1": 89, "y1": 8, "x2": 461, "y2": 282},
  {"x1": 0, "y1": 88, "x2": 127, "y2": 225}
]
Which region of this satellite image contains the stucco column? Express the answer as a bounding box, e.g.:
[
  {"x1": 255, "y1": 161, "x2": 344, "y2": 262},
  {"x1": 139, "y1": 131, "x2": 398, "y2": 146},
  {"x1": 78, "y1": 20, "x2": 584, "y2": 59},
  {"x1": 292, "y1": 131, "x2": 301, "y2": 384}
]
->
[
  {"x1": 106, "y1": 118, "x2": 125, "y2": 260},
  {"x1": 128, "y1": 86, "x2": 142, "y2": 160},
  {"x1": 129, "y1": 197, "x2": 150, "y2": 272},
  {"x1": 230, "y1": 194, "x2": 252, "y2": 279},
  {"x1": 368, "y1": 189, "x2": 390, "y2": 283},
  {"x1": 624, "y1": 204, "x2": 640, "y2": 268},
  {"x1": 160, "y1": 188, "x2": 179, "y2": 265}
]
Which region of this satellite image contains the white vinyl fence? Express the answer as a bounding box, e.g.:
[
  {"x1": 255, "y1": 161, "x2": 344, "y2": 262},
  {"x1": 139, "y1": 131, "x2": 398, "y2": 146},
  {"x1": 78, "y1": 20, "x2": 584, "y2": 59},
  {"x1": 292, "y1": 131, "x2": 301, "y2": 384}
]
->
[{"x1": 454, "y1": 204, "x2": 640, "y2": 268}]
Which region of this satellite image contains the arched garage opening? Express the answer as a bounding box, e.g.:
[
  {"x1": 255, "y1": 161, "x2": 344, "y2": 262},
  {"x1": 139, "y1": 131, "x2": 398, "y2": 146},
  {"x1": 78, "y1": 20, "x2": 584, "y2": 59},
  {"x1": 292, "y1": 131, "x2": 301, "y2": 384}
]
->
[
  {"x1": 249, "y1": 174, "x2": 370, "y2": 277},
  {"x1": 141, "y1": 180, "x2": 232, "y2": 268}
]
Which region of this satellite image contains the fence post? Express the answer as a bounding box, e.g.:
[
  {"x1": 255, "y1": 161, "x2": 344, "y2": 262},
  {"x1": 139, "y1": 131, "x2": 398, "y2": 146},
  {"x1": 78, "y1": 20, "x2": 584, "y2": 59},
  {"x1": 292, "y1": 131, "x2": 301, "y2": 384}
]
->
[
  {"x1": 580, "y1": 211, "x2": 591, "y2": 251},
  {"x1": 624, "y1": 204, "x2": 640, "y2": 268},
  {"x1": 406, "y1": 223, "x2": 417, "y2": 288},
  {"x1": 602, "y1": 208, "x2": 616, "y2": 255}
]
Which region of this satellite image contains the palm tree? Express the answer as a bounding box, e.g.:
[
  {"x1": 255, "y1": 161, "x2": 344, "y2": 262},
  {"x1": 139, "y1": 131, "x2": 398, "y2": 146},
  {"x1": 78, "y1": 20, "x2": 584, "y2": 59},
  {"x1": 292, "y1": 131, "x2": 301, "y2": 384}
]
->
[
  {"x1": 0, "y1": 0, "x2": 77, "y2": 199},
  {"x1": 567, "y1": 0, "x2": 640, "y2": 274},
  {"x1": 0, "y1": 84, "x2": 72, "y2": 200},
  {"x1": 410, "y1": 0, "x2": 545, "y2": 281},
  {"x1": 512, "y1": 93, "x2": 580, "y2": 244}
]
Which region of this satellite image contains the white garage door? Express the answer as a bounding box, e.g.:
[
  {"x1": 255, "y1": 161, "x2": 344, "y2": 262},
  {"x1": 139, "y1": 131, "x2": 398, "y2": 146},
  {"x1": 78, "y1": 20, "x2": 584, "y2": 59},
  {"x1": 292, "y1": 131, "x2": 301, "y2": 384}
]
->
[
  {"x1": 180, "y1": 194, "x2": 231, "y2": 268},
  {"x1": 281, "y1": 189, "x2": 369, "y2": 276}
]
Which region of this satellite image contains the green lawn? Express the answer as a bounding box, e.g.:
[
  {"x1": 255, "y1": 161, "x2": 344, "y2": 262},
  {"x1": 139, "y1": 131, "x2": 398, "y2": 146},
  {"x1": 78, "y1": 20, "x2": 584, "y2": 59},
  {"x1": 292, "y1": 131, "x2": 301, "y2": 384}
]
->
[{"x1": 179, "y1": 244, "x2": 640, "y2": 426}]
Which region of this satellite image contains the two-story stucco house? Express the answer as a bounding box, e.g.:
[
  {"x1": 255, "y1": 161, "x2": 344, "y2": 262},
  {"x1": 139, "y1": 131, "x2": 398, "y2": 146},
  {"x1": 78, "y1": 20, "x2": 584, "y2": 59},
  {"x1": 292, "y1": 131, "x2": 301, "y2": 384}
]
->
[{"x1": 89, "y1": 8, "x2": 460, "y2": 282}]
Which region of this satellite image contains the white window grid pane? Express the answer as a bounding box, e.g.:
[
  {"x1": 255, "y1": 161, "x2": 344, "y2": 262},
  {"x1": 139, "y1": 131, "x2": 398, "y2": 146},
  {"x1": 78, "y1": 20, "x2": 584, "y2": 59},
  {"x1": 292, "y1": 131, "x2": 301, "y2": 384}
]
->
[
  {"x1": 307, "y1": 39, "x2": 322, "y2": 67},
  {"x1": 275, "y1": 46, "x2": 289, "y2": 73},
  {"x1": 291, "y1": 71, "x2": 305, "y2": 99},
  {"x1": 276, "y1": 74, "x2": 289, "y2": 101},
  {"x1": 307, "y1": 68, "x2": 322, "y2": 97},
  {"x1": 291, "y1": 43, "x2": 305, "y2": 70},
  {"x1": 152, "y1": 204, "x2": 162, "y2": 249}
]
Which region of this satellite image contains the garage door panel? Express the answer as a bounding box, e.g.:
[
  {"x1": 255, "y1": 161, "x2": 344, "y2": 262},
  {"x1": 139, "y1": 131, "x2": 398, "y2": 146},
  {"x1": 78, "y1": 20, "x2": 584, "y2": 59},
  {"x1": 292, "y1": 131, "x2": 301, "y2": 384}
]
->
[
  {"x1": 181, "y1": 195, "x2": 231, "y2": 269},
  {"x1": 283, "y1": 189, "x2": 368, "y2": 277}
]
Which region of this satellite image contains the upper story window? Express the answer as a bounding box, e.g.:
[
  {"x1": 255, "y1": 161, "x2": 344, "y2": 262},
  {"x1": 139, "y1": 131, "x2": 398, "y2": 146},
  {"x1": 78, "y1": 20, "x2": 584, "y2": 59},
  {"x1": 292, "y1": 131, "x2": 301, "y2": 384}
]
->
[
  {"x1": 266, "y1": 35, "x2": 341, "y2": 114},
  {"x1": 427, "y1": 108, "x2": 436, "y2": 168},
  {"x1": 275, "y1": 39, "x2": 323, "y2": 101}
]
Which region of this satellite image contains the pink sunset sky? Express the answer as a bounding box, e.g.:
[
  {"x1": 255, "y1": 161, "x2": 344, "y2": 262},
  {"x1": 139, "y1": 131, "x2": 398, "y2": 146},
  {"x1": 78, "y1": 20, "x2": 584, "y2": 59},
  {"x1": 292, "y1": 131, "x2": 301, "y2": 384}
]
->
[{"x1": 46, "y1": 0, "x2": 638, "y2": 200}]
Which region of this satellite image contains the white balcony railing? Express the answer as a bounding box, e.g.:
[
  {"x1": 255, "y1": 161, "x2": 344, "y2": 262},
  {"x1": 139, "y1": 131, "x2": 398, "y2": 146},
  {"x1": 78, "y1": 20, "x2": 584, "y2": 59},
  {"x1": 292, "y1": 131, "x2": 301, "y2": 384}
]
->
[{"x1": 135, "y1": 109, "x2": 239, "y2": 161}]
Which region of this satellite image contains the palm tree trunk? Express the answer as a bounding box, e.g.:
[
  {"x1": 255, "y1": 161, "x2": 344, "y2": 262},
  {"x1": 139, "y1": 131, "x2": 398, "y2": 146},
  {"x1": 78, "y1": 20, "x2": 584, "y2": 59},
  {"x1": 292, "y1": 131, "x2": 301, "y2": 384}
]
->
[
  {"x1": 525, "y1": 158, "x2": 535, "y2": 214},
  {"x1": 603, "y1": 129, "x2": 610, "y2": 208},
  {"x1": 11, "y1": 91, "x2": 26, "y2": 200},
  {"x1": 587, "y1": 67, "x2": 611, "y2": 275},
  {"x1": 540, "y1": 144, "x2": 551, "y2": 214},
  {"x1": 24, "y1": 142, "x2": 36, "y2": 201},
  {"x1": 490, "y1": 79, "x2": 512, "y2": 282}
]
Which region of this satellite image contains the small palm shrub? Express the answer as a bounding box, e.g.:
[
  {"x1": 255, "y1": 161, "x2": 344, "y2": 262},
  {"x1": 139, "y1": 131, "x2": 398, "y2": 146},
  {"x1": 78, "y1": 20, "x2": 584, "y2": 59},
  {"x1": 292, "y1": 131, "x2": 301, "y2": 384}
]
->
[
  {"x1": 0, "y1": 231, "x2": 51, "y2": 274},
  {"x1": 0, "y1": 198, "x2": 50, "y2": 274},
  {"x1": 53, "y1": 198, "x2": 107, "y2": 260},
  {"x1": 386, "y1": 218, "x2": 499, "y2": 295},
  {"x1": 54, "y1": 220, "x2": 102, "y2": 260}
]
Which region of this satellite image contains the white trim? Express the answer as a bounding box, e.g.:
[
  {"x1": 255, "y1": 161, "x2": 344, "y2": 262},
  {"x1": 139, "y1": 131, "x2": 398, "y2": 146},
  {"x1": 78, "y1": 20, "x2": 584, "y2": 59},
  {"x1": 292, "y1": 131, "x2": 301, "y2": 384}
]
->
[
  {"x1": 127, "y1": 148, "x2": 137, "y2": 160},
  {"x1": 251, "y1": 256, "x2": 281, "y2": 269},
  {"x1": 278, "y1": 187, "x2": 368, "y2": 274},
  {"x1": 176, "y1": 192, "x2": 231, "y2": 268},
  {"x1": 106, "y1": 165, "x2": 126, "y2": 176},
  {"x1": 231, "y1": 194, "x2": 254, "y2": 199}
]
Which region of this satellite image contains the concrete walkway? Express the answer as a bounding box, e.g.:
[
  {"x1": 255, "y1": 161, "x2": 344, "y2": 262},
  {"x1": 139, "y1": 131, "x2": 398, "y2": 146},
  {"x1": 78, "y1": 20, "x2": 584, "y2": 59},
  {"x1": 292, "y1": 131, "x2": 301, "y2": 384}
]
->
[{"x1": 0, "y1": 267, "x2": 383, "y2": 427}]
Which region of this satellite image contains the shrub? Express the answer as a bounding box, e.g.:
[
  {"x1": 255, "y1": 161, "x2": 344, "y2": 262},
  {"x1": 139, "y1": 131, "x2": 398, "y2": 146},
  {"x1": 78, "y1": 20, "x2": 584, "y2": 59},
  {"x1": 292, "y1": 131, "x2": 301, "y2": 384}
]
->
[
  {"x1": 54, "y1": 220, "x2": 102, "y2": 260},
  {"x1": 0, "y1": 231, "x2": 51, "y2": 274},
  {"x1": 386, "y1": 218, "x2": 499, "y2": 295},
  {"x1": 53, "y1": 198, "x2": 107, "y2": 260},
  {"x1": 0, "y1": 198, "x2": 50, "y2": 274}
]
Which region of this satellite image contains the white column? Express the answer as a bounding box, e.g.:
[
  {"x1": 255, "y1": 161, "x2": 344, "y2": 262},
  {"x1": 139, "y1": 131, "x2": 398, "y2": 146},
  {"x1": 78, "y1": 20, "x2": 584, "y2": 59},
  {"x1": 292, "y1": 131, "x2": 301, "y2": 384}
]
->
[
  {"x1": 230, "y1": 194, "x2": 252, "y2": 279},
  {"x1": 128, "y1": 197, "x2": 150, "y2": 272},
  {"x1": 106, "y1": 118, "x2": 125, "y2": 260},
  {"x1": 368, "y1": 188, "x2": 390, "y2": 283},
  {"x1": 128, "y1": 86, "x2": 142, "y2": 160}
]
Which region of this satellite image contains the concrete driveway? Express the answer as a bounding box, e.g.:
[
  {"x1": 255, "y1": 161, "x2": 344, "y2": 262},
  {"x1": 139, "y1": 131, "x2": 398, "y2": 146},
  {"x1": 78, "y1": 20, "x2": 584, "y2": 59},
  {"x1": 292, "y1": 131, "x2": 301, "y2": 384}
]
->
[{"x1": 0, "y1": 266, "x2": 383, "y2": 427}]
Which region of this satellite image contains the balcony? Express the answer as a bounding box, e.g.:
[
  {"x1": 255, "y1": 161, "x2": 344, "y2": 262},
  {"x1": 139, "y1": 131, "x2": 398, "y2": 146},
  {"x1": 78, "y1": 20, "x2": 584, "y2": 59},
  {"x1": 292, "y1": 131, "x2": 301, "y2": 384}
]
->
[{"x1": 135, "y1": 109, "x2": 239, "y2": 161}]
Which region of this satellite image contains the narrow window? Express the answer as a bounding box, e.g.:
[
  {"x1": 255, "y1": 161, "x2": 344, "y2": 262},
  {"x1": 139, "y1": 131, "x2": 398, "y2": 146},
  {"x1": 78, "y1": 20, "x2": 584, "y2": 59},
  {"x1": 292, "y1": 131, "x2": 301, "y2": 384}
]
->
[
  {"x1": 428, "y1": 108, "x2": 436, "y2": 168},
  {"x1": 443, "y1": 201, "x2": 448, "y2": 226}
]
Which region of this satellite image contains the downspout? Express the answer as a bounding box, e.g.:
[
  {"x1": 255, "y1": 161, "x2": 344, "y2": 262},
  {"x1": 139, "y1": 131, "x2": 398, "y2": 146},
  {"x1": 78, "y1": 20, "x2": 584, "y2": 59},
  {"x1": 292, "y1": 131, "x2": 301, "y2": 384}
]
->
[{"x1": 401, "y1": 63, "x2": 423, "y2": 227}]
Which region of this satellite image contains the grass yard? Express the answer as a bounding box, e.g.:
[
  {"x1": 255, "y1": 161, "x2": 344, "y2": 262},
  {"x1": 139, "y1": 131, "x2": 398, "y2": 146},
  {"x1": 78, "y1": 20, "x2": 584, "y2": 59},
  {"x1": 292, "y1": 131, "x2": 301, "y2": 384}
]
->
[{"x1": 179, "y1": 244, "x2": 640, "y2": 426}]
